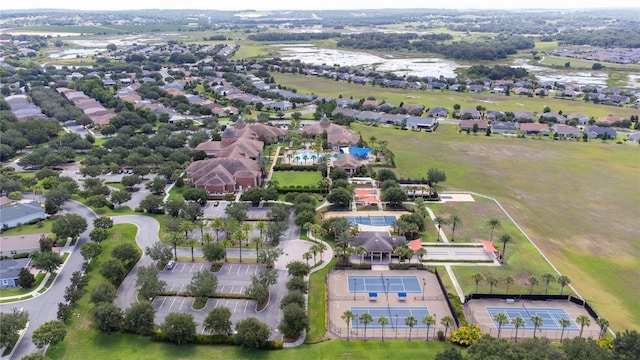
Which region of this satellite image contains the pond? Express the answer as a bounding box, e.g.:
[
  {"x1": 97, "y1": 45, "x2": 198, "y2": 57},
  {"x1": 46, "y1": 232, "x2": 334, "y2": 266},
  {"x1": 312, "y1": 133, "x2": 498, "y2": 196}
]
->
[{"x1": 512, "y1": 58, "x2": 608, "y2": 86}]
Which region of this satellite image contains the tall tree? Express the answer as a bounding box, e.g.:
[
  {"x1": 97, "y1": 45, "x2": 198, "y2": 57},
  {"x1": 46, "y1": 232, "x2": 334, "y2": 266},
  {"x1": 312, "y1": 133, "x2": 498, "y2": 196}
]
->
[
  {"x1": 93, "y1": 302, "x2": 123, "y2": 334},
  {"x1": 165, "y1": 231, "x2": 183, "y2": 260},
  {"x1": 527, "y1": 276, "x2": 539, "y2": 295},
  {"x1": 499, "y1": 233, "x2": 513, "y2": 260},
  {"x1": 204, "y1": 307, "x2": 232, "y2": 335},
  {"x1": 541, "y1": 273, "x2": 556, "y2": 295},
  {"x1": 161, "y1": 313, "x2": 196, "y2": 345},
  {"x1": 493, "y1": 313, "x2": 509, "y2": 339},
  {"x1": 279, "y1": 303, "x2": 309, "y2": 339},
  {"x1": 472, "y1": 272, "x2": 484, "y2": 293},
  {"x1": 186, "y1": 270, "x2": 218, "y2": 301},
  {"x1": 342, "y1": 310, "x2": 356, "y2": 341},
  {"x1": 52, "y1": 213, "x2": 87, "y2": 241},
  {"x1": 512, "y1": 316, "x2": 525, "y2": 343},
  {"x1": 486, "y1": 217, "x2": 501, "y2": 242},
  {"x1": 530, "y1": 315, "x2": 544, "y2": 338},
  {"x1": 441, "y1": 316, "x2": 455, "y2": 339},
  {"x1": 559, "y1": 318, "x2": 571, "y2": 341},
  {"x1": 405, "y1": 315, "x2": 418, "y2": 341},
  {"x1": 433, "y1": 216, "x2": 449, "y2": 241},
  {"x1": 202, "y1": 242, "x2": 225, "y2": 265},
  {"x1": 576, "y1": 315, "x2": 591, "y2": 338},
  {"x1": 32, "y1": 320, "x2": 66, "y2": 349},
  {"x1": 378, "y1": 316, "x2": 389, "y2": 342},
  {"x1": 486, "y1": 273, "x2": 499, "y2": 294},
  {"x1": 145, "y1": 242, "x2": 173, "y2": 266},
  {"x1": 0, "y1": 311, "x2": 29, "y2": 350},
  {"x1": 123, "y1": 301, "x2": 155, "y2": 335},
  {"x1": 210, "y1": 218, "x2": 225, "y2": 242},
  {"x1": 234, "y1": 317, "x2": 270, "y2": 350},
  {"x1": 557, "y1": 275, "x2": 571, "y2": 295},
  {"x1": 31, "y1": 251, "x2": 63, "y2": 274},
  {"x1": 136, "y1": 265, "x2": 166, "y2": 301},
  {"x1": 449, "y1": 214, "x2": 461, "y2": 241},
  {"x1": 503, "y1": 275, "x2": 514, "y2": 295},
  {"x1": 422, "y1": 314, "x2": 436, "y2": 341},
  {"x1": 596, "y1": 317, "x2": 609, "y2": 339}
]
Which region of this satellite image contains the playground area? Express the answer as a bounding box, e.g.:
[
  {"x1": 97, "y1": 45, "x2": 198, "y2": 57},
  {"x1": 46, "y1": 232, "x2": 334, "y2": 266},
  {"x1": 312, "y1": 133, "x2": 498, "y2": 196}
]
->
[{"x1": 328, "y1": 270, "x2": 453, "y2": 340}]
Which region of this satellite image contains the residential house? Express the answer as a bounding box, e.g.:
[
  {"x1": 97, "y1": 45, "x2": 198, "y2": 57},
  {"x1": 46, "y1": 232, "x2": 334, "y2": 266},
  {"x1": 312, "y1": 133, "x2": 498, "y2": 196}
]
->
[
  {"x1": 377, "y1": 114, "x2": 407, "y2": 126},
  {"x1": 186, "y1": 157, "x2": 262, "y2": 194},
  {"x1": 460, "y1": 119, "x2": 488, "y2": 132},
  {"x1": 491, "y1": 121, "x2": 517, "y2": 134},
  {"x1": 427, "y1": 107, "x2": 449, "y2": 118},
  {"x1": 586, "y1": 126, "x2": 617, "y2": 139},
  {"x1": 566, "y1": 113, "x2": 590, "y2": 125},
  {"x1": 354, "y1": 111, "x2": 382, "y2": 122},
  {"x1": 0, "y1": 233, "x2": 44, "y2": 257},
  {"x1": 551, "y1": 124, "x2": 580, "y2": 138},
  {"x1": 269, "y1": 101, "x2": 293, "y2": 111},
  {"x1": 377, "y1": 102, "x2": 396, "y2": 112},
  {"x1": 405, "y1": 117, "x2": 437, "y2": 131},
  {"x1": 598, "y1": 115, "x2": 625, "y2": 126},
  {"x1": 195, "y1": 124, "x2": 264, "y2": 159},
  {"x1": 0, "y1": 258, "x2": 31, "y2": 288},
  {"x1": 512, "y1": 87, "x2": 530, "y2": 95},
  {"x1": 0, "y1": 201, "x2": 45, "y2": 230},
  {"x1": 485, "y1": 110, "x2": 506, "y2": 121},
  {"x1": 302, "y1": 115, "x2": 361, "y2": 150},
  {"x1": 468, "y1": 85, "x2": 485, "y2": 93},
  {"x1": 402, "y1": 103, "x2": 424, "y2": 115},
  {"x1": 460, "y1": 108, "x2": 481, "y2": 119},
  {"x1": 519, "y1": 123, "x2": 549, "y2": 135},
  {"x1": 513, "y1": 111, "x2": 535, "y2": 123},
  {"x1": 539, "y1": 112, "x2": 566, "y2": 124},
  {"x1": 628, "y1": 132, "x2": 640, "y2": 142}
]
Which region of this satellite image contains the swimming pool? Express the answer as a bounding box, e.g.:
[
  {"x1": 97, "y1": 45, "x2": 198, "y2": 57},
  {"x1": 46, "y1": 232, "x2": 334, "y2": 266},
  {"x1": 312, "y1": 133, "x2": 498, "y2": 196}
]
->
[
  {"x1": 293, "y1": 151, "x2": 339, "y2": 162},
  {"x1": 344, "y1": 215, "x2": 397, "y2": 226}
]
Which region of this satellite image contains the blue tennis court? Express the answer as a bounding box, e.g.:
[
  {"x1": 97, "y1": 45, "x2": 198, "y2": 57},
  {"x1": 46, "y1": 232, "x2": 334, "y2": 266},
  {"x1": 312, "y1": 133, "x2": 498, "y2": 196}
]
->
[
  {"x1": 351, "y1": 307, "x2": 430, "y2": 328},
  {"x1": 487, "y1": 307, "x2": 579, "y2": 331},
  {"x1": 348, "y1": 275, "x2": 422, "y2": 294},
  {"x1": 344, "y1": 216, "x2": 397, "y2": 226}
]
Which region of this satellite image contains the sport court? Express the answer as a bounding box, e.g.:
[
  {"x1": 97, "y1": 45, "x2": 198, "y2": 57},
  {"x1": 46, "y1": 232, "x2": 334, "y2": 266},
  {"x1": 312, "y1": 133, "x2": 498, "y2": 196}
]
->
[
  {"x1": 344, "y1": 215, "x2": 396, "y2": 227},
  {"x1": 487, "y1": 306, "x2": 578, "y2": 330},
  {"x1": 351, "y1": 307, "x2": 431, "y2": 328},
  {"x1": 348, "y1": 275, "x2": 422, "y2": 294}
]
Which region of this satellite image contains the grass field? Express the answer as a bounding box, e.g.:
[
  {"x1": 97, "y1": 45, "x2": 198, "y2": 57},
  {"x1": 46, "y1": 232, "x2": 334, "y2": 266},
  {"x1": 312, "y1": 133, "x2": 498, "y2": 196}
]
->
[
  {"x1": 346, "y1": 122, "x2": 639, "y2": 331},
  {"x1": 272, "y1": 73, "x2": 639, "y2": 119},
  {"x1": 0, "y1": 219, "x2": 53, "y2": 236},
  {"x1": 307, "y1": 258, "x2": 336, "y2": 343},
  {"x1": 0, "y1": 274, "x2": 46, "y2": 298},
  {"x1": 271, "y1": 171, "x2": 322, "y2": 188}
]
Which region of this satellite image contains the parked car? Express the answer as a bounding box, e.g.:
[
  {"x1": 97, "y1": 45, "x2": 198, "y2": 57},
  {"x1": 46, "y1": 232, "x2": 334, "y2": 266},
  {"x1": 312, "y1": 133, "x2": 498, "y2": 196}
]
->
[{"x1": 166, "y1": 260, "x2": 176, "y2": 270}]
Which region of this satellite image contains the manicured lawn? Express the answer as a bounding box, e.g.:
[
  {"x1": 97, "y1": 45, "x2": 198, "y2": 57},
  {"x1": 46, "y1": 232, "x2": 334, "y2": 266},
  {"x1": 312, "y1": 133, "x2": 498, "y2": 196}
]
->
[
  {"x1": 0, "y1": 220, "x2": 53, "y2": 236},
  {"x1": 306, "y1": 258, "x2": 336, "y2": 344},
  {"x1": 272, "y1": 72, "x2": 639, "y2": 119},
  {"x1": 271, "y1": 171, "x2": 323, "y2": 188},
  {"x1": 348, "y1": 122, "x2": 639, "y2": 331},
  {"x1": 167, "y1": 184, "x2": 187, "y2": 201}
]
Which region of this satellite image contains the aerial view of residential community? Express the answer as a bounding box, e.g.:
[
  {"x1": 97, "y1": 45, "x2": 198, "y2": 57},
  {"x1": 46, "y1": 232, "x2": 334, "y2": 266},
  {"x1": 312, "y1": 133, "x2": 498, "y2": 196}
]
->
[{"x1": 0, "y1": 2, "x2": 639, "y2": 359}]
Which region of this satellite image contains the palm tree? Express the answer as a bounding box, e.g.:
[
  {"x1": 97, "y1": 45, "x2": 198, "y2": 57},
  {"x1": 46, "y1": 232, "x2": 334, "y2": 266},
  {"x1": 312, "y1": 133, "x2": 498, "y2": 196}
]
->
[
  {"x1": 504, "y1": 275, "x2": 514, "y2": 295},
  {"x1": 369, "y1": 135, "x2": 377, "y2": 148},
  {"x1": 310, "y1": 243, "x2": 322, "y2": 266},
  {"x1": 559, "y1": 318, "x2": 571, "y2": 341},
  {"x1": 302, "y1": 155, "x2": 309, "y2": 165},
  {"x1": 197, "y1": 220, "x2": 206, "y2": 240},
  {"x1": 486, "y1": 273, "x2": 499, "y2": 294},
  {"x1": 557, "y1": 275, "x2": 571, "y2": 295},
  {"x1": 251, "y1": 236, "x2": 263, "y2": 259},
  {"x1": 179, "y1": 221, "x2": 194, "y2": 242},
  {"x1": 472, "y1": 272, "x2": 484, "y2": 293},
  {"x1": 486, "y1": 217, "x2": 501, "y2": 242},
  {"x1": 318, "y1": 177, "x2": 332, "y2": 194},
  {"x1": 512, "y1": 316, "x2": 525, "y2": 343},
  {"x1": 241, "y1": 222, "x2": 253, "y2": 246},
  {"x1": 576, "y1": 315, "x2": 591, "y2": 338},
  {"x1": 596, "y1": 317, "x2": 609, "y2": 339},
  {"x1": 416, "y1": 247, "x2": 427, "y2": 263},
  {"x1": 498, "y1": 233, "x2": 512, "y2": 260},
  {"x1": 210, "y1": 218, "x2": 225, "y2": 242},
  {"x1": 186, "y1": 238, "x2": 197, "y2": 262},
  {"x1": 449, "y1": 214, "x2": 462, "y2": 241},
  {"x1": 165, "y1": 231, "x2": 183, "y2": 261},
  {"x1": 527, "y1": 276, "x2": 539, "y2": 295},
  {"x1": 233, "y1": 229, "x2": 246, "y2": 262},
  {"x1": 354, "y1": 245, "x2": 367, "y2": 263},
  {"x1": 441, "y1": 316, "x2": 454, "y2": 339},
  {"x1": 256, "y1": 220, "x2": 268, "y2": 242},
  {"x1": 302, "y1": 251, "x2": 312, "y2": 266},
  {"x1": 202, "y1": 233, "x2": 214, "y2": 245},
  {"x1": 378, "y1": 316, "x2": 389, "y2": 341},
  {"x1": 530, "y1": 315, "x2": 544, "y2": 338},
  {"x1": 342, "y1": 310, "x2": 356, "y2": 341},
  {"x1": 220, "y1": 238, "x2": 231, "y2": 262},
  {"x1": 494, "y1": 313, "x2": 509, "y2": 339},
  {"x1": 359, "y1": 313, "x2": 373, "y2": 340},
  {"x1": 422, "y1": 315, "x2": 435, "y2": 341},
  {"x1": 541, "y1": 273, "x2": 556, "y2": 295},
  {"x1": 405, "y1": 316, "x2": 418, "y2": 341},
  {"x1": 433, "y1": 216, "x2": 448, "y2": 241}
]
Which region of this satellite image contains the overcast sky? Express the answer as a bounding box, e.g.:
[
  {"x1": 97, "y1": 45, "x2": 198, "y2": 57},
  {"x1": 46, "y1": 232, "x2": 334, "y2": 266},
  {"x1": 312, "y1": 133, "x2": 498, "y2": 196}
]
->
[{"x1": 1, "y1": 0, "x2": 638, "y2": 11}]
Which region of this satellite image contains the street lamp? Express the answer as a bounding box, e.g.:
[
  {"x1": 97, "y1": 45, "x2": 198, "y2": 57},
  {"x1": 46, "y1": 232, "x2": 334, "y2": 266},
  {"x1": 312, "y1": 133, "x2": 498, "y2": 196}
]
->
[
  {"x1": 386, "y1": 279, "x2": 390, "y2": 301},
  {"x1": 422, "y1": 278, "x2": 426, "y2": 301},
  {"x1": 395, "y1": 314, "x2": 399, "y2": 339},
  {"x1": 353, "y1": 278, "x2": 357, "y2": 301}
]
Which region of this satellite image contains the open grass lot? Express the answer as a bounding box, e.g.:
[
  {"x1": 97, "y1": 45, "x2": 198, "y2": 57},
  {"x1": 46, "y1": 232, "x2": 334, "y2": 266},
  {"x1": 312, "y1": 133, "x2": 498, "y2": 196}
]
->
[
  {"x1": 271, "y1": 171, "x2": 322, "y2": 188},
  {"x1": 307, "y1": 259, "x2": 335, "y2": 344},
  {"x1": 0, "y1": 274, "x2": 46, "y2": 298},
  {"x1": 272, "y1": 72, "x2": 639, "y2": 119},
  {"x1": 348, "y1": 122, "x2": 639, "y2": 331},
  {"x1": 0, "y1": 219, "x2": 52, "y2": 236}
]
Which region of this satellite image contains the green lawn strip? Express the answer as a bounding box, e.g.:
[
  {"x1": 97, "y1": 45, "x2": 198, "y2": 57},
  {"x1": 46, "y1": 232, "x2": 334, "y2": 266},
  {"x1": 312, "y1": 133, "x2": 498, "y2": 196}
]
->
[
  {"x1": 167, "y1": 184, "x2": 187, "y2": 201},
  {"x1": 271, "y1": 171, "x2": 322, "y2": 188},
  {"x1": 306, "y1": 258, "x2": 336, "y2": 344},
  {"x1": 105, "y1": 182, "x2": 125, "y2": 191},
  {"x1": 38, "y1": 272, "x2": 58, "y2": 293},
  {"x1": 348, "y1": 122, "x2": 639, "y2": 330},
  {"x1": 0, "y1": 273, "x2": 46, "y2": 298},
  {"x1": 48, "y1": 224, "x2": 138, "y2": 360},
  {"x1": 0, "y1": 219, "x2": 53, "y2": 236},
  {"x1": 272, "y1": 72, "x2": 639, "y2": 119}
]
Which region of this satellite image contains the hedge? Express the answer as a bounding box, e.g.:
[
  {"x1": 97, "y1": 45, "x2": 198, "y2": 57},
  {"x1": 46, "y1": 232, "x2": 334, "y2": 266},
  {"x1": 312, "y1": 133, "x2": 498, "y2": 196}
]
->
[
  {"x1": 151, "y1": 332, "x2": 283, "y2": 349},
  {"x1": 388, "y1": 263, "x2": 426, "y2": 270},
  {"x1": 273, "y1": 164, "x2": 317, "y2": 171},
  {"x1": 157, "y1": 291, "x2": 253, "y2": 300}
]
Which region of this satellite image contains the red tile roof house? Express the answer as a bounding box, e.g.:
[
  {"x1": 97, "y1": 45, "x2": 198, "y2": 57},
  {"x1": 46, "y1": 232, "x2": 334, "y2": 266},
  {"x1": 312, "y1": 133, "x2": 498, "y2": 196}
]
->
[{"x1": 185, "y1": 157, "x2": 262, "y2": 194}]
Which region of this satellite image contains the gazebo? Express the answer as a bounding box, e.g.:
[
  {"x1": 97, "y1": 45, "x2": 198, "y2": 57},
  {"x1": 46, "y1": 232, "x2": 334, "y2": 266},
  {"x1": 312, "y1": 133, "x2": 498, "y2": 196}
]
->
[{"x1": 350, "y1": 231, "x2": 406, "y2": 263}]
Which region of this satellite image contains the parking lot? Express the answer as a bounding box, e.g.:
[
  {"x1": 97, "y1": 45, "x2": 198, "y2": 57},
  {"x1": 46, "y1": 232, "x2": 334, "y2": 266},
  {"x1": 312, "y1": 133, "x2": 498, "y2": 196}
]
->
[{"x1": 153, "y1": 262, "x2": 278, "y2": 335}]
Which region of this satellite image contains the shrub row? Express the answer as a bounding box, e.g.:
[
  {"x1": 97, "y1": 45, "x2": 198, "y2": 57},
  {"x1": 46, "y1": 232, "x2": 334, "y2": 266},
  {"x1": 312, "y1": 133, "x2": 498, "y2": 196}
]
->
[
  {"x1": 273, "y1": 164, "x2": 317, "y2": 171},
  {"x1": 349, "y1": 263, "x2": 372, "y2": 270},
  {"x1": 447, "y1": 292, "x2": 467, "y2": 326},
  {"x1": 388, "y1": 263, "x2": 426, "y2": 270},
  {"x1": 157, "y1": 291, "x2": 253, "y2": 300},
  {"x1": 151, "y1": 331, "x2": 283, "y2": 349},
  {"x1": 277, "y1": 187, "x2": 323, "y2": 194}
]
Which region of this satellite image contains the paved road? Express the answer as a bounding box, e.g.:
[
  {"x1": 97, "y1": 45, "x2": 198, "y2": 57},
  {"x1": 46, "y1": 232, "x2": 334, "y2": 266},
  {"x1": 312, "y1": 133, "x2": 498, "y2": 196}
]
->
[
  {"x1": 0, "y1": 201, "x2": 97, "y2": 360},
  {"x1": 113, "y1": 215, "x2": 160, "y2": 310}
]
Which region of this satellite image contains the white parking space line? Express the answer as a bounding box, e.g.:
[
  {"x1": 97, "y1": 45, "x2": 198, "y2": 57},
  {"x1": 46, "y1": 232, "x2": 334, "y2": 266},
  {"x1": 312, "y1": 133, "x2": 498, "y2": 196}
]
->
[
  {"x1": 158, "y1": 298, "x2": 167, "y2": 309},
  {"x1": 244, "y1": 301, "x2": 249, "y2": 313},
  {"x1": 169, "y1": 298, "x2": 177, "y2": 310},
  {"x1": 169, "y1": 283, "x2": 175, "y2": 291},
  {"x1": 215, "y1": 299, "x2": 220, "y2": 307},
  {"x1": 220, "y1": 285, "x2": 226, "y2": 293},
  {"x1": 239, "y1": 286, "x2": 244, "y2": 293},
  {"x1": 190, "y1": 264, "x2": 196, "y2": 273},
  {"x1": 245, "y1": 266, "x2": 251, "y2": 275},
  {"x1": 225, "y1": 300, "x2": 230, "y2": 308},
  {"x1": 199, "y1": 264, "x2": 204, "y2": 271},
  {"x1": 234, "y1": 301, "x2": 239, "y2": 313},
  {"x1": 179, "y1": 264, "x2": 186, "y2": 273},
  {"x1": 227, "y1": 265, "x2": 233, "y2": 274},
  {"x1": 179, "y1": 284, "x2": 185, "y2": 292},
  {"x1": 179, "y1": 298, "x2": 186, "y2": 311},
  {"x1": 236, "y1": 266, "x2": 241, "y2": 275}
]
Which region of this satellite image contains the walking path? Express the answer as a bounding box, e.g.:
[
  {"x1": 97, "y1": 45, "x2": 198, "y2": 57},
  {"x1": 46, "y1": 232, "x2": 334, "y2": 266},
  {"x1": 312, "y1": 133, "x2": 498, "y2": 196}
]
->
[{"x1": 265, "y1": 146, "x2": 281, "y2": 182}]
